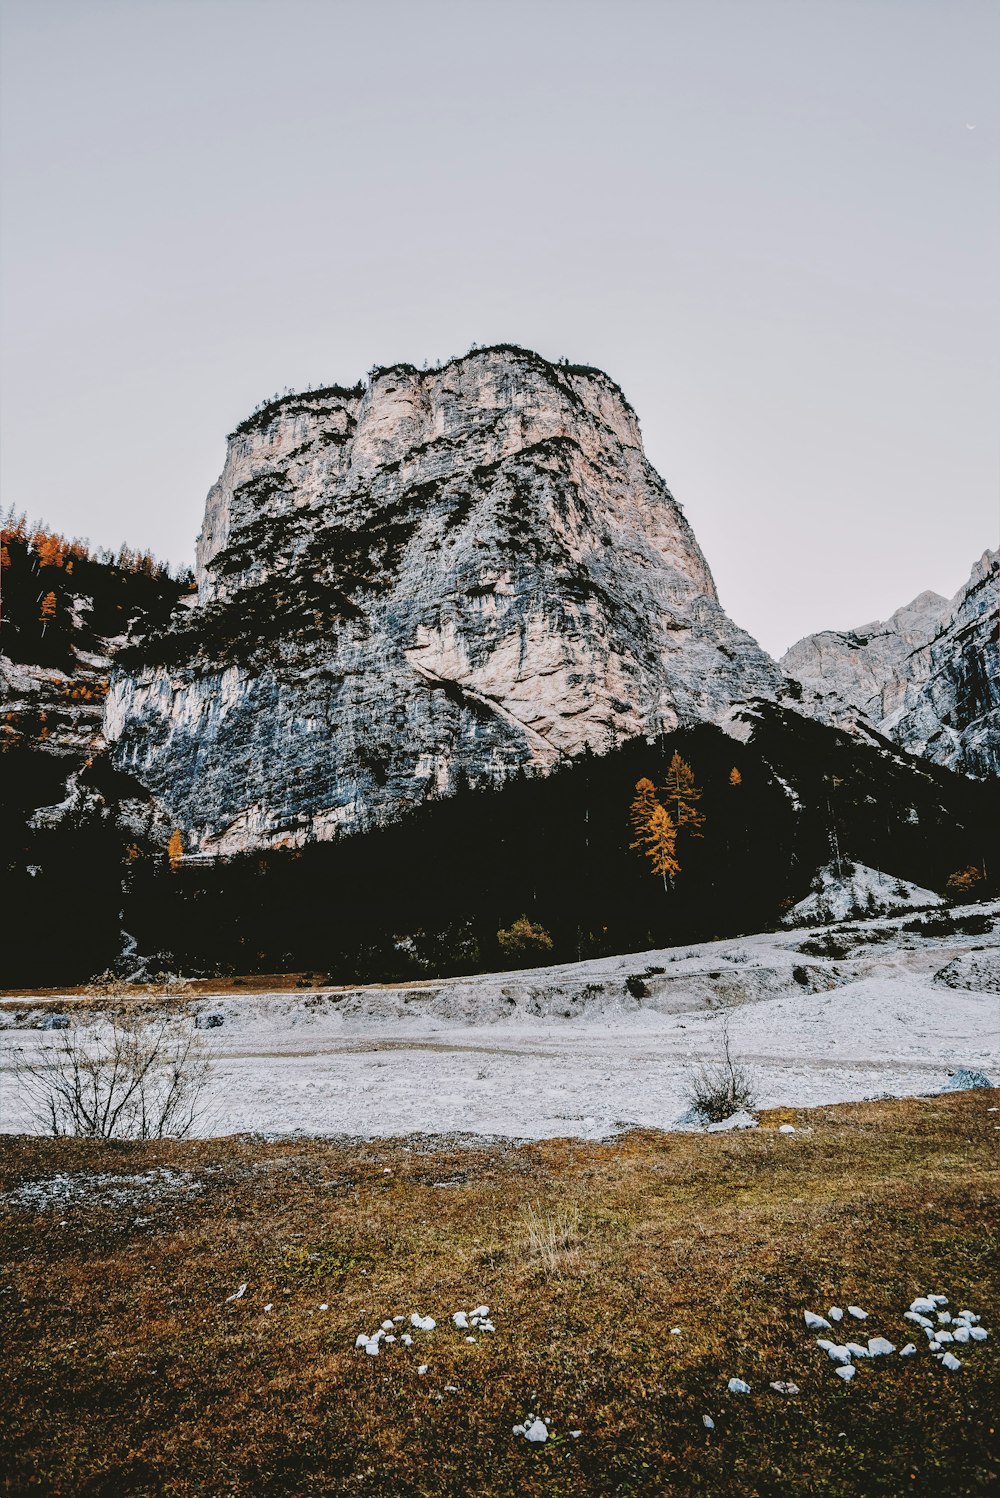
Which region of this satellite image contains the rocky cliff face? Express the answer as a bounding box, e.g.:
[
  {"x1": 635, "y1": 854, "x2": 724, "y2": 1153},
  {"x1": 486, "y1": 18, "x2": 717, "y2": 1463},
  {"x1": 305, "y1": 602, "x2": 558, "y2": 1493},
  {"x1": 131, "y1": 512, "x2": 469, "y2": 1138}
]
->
[
  {"x1": 781, "y1": 551, "x2": 999, "y2": 778},
  {"x1": 106, "y1": 346, "x2": 787, "y2": 856}
]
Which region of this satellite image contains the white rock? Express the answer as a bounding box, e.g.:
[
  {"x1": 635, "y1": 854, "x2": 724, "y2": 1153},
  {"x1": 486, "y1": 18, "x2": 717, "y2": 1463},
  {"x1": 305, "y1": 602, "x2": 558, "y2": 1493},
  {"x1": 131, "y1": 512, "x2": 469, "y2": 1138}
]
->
[
  {"x1": 847, "y1": 1306, "x2": 868, "y2": 1320},
  {"x1": 444, "y1": 1385, "x2": 458, "y2": 1393},
  {"x1": 909, "y1": 1298, "x2": 936, "y2": 1315},
  {"x1": 401, "y1": 1334, "x2": 413, "y2": 1346},
  {"x1": 470, "y1": 1305, "x2": 490, "y2": 1319},
  {"x1": 570, "y1": 1430, "x2": 582, "y2": 1438},
  {"x1": 364, "y1": 1340, "x2": 379, "y2": 1357},
  {"x1": 410, "y1": 1313, "x2": 436, "y2": 1331},
  {"x1": 453, "y1": 1312, "x2": 469, "y2": 1329},
  {"x1": 727, "y1": 1378, "x2": 751, "y2": 1394},
  {"x1": 845, "y1": 1343, "x2": 870, "y2": 1359},
  {"x1": 835, "y1": 1365, "x2": 856, "y2": 1382},
  {"x1": 264, "y1": 1304, "x2": 273, "y2": 1313},
  {"x1": 385, "y1": 1335, "x2": 396, "y2": 1343},
  {"x1": 956, "y1": 1310, "x2": 978, "y2": 1323},
  {"x1": 381, "y1": 1320, "x2": 394, "y2": 1331},
  {"x1": 523, "y1": 1418, "x2": 548, "y2": 1443},
  {"x1": 826, "y1": 1346, "x2": 853, "y2": 1365},
  {"x1": 970, "y1": 1327, "x2": 988, "y2": 1341},
  {"x1": 319, "y1": 1304, "x2": 328, "y2": 1312},
  {"x1": 940, "y1": 1352, "x2": 961, "y2": 1371},
  {"x1": 702, "y1": 1415, "x2": 715, "y2": 1429},
  {"x1": 805, "y1": 1311, "x2": 832, "y2": 1330},
  {"x1": 937, "y1": 1311, "x2": 952, "y2": 1325},
  {"x1": 417, "y1": 1365, "x2": 428, "y2": 1375},
  {"x1": 769, "y1": 1382, "x2": 800, "y2": 1395},
  {"x1": 900, "y1": 1344, "x2": 917, "y2": 1357},
  {"x1": 829, "y1": 1307, "x2": 844, "y2": 1322},
  {"x1": 477, "y1": 1320, "x2": 496, "y2": 1333},
  {"x1": 951, "y1": 1326, "x2": 970, "y2": 1343},
  {"x1": 465, "y1": 1336, "x2": 476, "y2": 1344},
  {"x1": 670, "y1": 1327, "x2": 682, "y2": 1335},
  {"x1": 929, "y1": 1341, "x2": 941, "y2": 1352},
  {"x1": 867, "y1": 1338, "x2": 895, "y2": 1357},
  {"x1": 779, "y1": 1124, "x2": 796, "y2": 1133},
  {"x1": 928, "y1": 1295, "x2": 948, "y2": 1307},
  {"x1": 354, "y1": 1334, "x2": 369, "y2": 1348},
  {"x1": 936, "y1": 1331, "x2": 954, "y2": 1344},
  {"x1": 225, "y1": 1283, "x2": 248, "y2": 1303},
  {"x1": 905, "y1": 1312, "x2": 933, "y2": 1328}
]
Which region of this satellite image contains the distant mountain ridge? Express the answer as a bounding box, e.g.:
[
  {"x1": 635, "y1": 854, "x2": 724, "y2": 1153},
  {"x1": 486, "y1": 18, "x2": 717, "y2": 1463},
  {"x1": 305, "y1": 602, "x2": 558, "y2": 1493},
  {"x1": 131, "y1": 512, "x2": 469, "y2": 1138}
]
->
[{"x1": 782, "y1": 550, "x2": 999, "y2": 779}]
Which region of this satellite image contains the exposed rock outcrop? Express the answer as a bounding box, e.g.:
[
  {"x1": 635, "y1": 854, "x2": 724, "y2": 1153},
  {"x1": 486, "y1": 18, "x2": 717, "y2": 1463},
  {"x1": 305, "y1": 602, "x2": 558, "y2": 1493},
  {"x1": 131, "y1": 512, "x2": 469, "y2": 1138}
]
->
[
  {"x1": 782, "y1": 551, "x2": 999, "y2": 778},
  {"x1": 780, "y1": 862, "x2": 943, "y2": 927},
  {"x1": 107, "y1": 347, "x2": 788, "y2": 855}
]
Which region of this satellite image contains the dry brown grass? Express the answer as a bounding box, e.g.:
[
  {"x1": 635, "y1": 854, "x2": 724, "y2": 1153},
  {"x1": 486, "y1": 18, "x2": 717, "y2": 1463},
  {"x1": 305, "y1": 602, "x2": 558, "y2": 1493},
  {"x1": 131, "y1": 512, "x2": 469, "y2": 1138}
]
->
[{"x1": 1, "y1": 1092, "x2": 998, "y2": 1496}]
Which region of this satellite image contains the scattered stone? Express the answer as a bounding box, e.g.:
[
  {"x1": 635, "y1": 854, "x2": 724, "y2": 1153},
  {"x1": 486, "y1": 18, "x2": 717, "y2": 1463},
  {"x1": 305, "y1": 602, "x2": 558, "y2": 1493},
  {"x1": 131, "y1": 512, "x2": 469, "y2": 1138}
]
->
[
  {"x1": 727, "y1": 1378, "x2": 751, "y2": 1394},
  {"x1": 835, "y1": 1365, "x2": 856, "y2": 1382},
  {"x1": 770, "y1": 1382, "x2": 800, "y2": 1395},
  {"x1": 224, "y1": 1282, "x2": 247, "y2": 1303},
  {"x1": 847, "y1": 1306, "x2": 868, "y2": 1320},
  {"x1": 195, "y1": 1012, "x2": 224, "y2": 1030},
  {"x1": 702, "y1": 1415, "x2": 715, "y2": 1429},
  {"x1": 805, "y1": 1311, "x2": 831, "y2": 1330},
  {"x1": 900, "y1": 1344, "x2": 917, "y2": 1357},
  {"x1": 867, "y1": 1337, "x2": 895, "y2": 1357},
  {"x1": 941, "y1": 1068, "x2": 994, "y2": 1092},
  {"x1": 40, "y1": 1013, "x2": 70, "y2": 1030}
]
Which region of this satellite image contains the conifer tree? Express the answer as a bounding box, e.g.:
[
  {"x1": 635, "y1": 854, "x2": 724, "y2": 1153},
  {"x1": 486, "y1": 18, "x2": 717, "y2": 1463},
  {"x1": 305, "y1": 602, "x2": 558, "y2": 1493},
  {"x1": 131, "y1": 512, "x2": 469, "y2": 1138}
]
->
[
  {"x1": 39, "y1": 591, "x2": 57, "y2": 634},
  {"x1": 662, "y1": 752, "x2": 705, "y2": 839},
  {"x1": 167, "y1": 829, "x2": 184, "y2": 872},
  {"x1": 629, "y1": 778, "x2": 680, "y2": 887}
]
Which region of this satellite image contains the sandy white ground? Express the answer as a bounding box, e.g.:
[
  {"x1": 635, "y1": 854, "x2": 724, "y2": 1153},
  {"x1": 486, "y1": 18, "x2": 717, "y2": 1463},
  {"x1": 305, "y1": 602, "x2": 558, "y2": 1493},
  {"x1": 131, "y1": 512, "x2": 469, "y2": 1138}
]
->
[{"x1": 1, "y1": 904, "x2": 997, "y2": 1140}]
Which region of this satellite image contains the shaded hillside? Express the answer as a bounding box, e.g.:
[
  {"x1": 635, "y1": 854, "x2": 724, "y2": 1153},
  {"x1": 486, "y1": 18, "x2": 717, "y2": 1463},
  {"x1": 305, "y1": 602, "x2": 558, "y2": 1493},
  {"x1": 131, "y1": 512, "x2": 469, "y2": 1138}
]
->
[{"x1": 100, "y1": 704, "x2": 998, "y2": 988}]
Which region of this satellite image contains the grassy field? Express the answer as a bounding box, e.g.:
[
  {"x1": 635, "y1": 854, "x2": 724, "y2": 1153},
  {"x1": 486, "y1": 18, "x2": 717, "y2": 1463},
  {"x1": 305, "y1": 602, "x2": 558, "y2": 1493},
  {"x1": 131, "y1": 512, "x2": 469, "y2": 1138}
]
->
[{"x1": 1, "y1": 1092, "x2": 997, "y2": 1496}]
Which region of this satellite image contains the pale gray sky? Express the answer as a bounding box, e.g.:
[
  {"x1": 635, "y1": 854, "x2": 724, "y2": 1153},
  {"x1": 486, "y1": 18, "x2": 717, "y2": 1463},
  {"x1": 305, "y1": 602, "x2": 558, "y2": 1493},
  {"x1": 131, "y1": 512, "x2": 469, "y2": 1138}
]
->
[{"x1": 1, "y1": 0, "x2": 997, "y2": 656}]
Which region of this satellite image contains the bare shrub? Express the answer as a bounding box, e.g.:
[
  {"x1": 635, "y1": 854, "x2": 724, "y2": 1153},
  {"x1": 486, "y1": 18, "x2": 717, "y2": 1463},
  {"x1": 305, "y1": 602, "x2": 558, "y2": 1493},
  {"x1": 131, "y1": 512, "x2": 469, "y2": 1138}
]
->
[
  {"x1": 519, "y1": 1201, "x2": 581, "y2": 1276},
  {"x1": 16, "y1": 1017, "x2": 210, "y2": 1139},
  {"x1": 685, "y1": 1019, "x2": 758, "y2": 1124}
]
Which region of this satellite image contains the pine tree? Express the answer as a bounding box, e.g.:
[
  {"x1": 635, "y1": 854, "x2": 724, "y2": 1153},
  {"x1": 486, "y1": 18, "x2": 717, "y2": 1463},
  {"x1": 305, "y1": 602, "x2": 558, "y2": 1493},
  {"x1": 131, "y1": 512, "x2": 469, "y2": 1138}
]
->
[
  {"x1": 629, "y1": 778, "x2": 680, "y2": 887},
  {"x1": 38, "y1": 591, "x2": 57, "y2": 634},
  {"x1": 167, "y1": 829, "x2": 184, "y2": 871},
  {"x1": 729, "y1": 767, "x2": 742, "y2": 786},
  {"x1": 661, "y1": 752, "x2": 705, "y2": 839}
]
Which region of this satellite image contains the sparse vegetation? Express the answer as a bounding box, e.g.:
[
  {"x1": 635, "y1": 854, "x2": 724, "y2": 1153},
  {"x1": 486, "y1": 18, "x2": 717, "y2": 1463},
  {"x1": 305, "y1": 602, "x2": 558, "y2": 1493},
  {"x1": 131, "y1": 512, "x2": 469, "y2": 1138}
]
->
[
  {"x1": 685, "y1": 1019, "x2": 758, "y2": 1123},
  {"x1": 0, "y1": 1091, "x2": 996, "y2": 1494},
  {"x1": 496, "y1": 917, "x2": 554, "y2": 965},
  {"x1": 903, "y1": 912, "x2": 994, "y2": 938},
  {"x1": 15, "y1": 1016, "x2": 210, "y2": 1140}
]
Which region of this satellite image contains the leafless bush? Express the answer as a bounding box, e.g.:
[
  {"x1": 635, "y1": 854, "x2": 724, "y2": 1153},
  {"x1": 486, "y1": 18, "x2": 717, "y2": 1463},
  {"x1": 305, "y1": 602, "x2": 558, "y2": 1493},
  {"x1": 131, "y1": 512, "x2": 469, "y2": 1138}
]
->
[
  {"x1": 16, "y1": 1017, "x2": 210, "y2": 1139},
  {"x1": 519, "y1": 1201, "x2": 581, "y2": 1276},
  {"x1": 685, "y1": 1019, "x2": 758, "y2": 1124}
]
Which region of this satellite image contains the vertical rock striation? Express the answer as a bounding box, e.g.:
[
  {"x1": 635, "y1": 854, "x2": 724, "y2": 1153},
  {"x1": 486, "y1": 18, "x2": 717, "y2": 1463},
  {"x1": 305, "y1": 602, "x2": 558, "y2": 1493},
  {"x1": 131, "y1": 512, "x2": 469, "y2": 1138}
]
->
[{"x1": 107, "y1": 347, "x2": 786, "y2": 855}]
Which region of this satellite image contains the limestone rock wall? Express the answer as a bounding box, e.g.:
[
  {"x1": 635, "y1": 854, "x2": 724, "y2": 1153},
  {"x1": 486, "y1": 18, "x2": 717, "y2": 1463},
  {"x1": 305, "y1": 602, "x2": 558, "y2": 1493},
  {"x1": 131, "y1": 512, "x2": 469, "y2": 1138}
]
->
[
  {"x1": 107, "y1": 347, "x2": 786, "y2": 855},
  {"x1": 782, "y1": 551, "x2": 999, "y2": 778}
]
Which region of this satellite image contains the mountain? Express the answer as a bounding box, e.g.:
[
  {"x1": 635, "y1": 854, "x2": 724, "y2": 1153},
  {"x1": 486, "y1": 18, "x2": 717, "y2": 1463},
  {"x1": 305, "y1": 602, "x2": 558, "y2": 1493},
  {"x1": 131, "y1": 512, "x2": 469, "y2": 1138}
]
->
[
  {"x1": 781, "y1": 551, "x2": 999, "y2": 779},
  {"x1": 106, "y1": 346, "x2": 787, "y2": 856}
]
